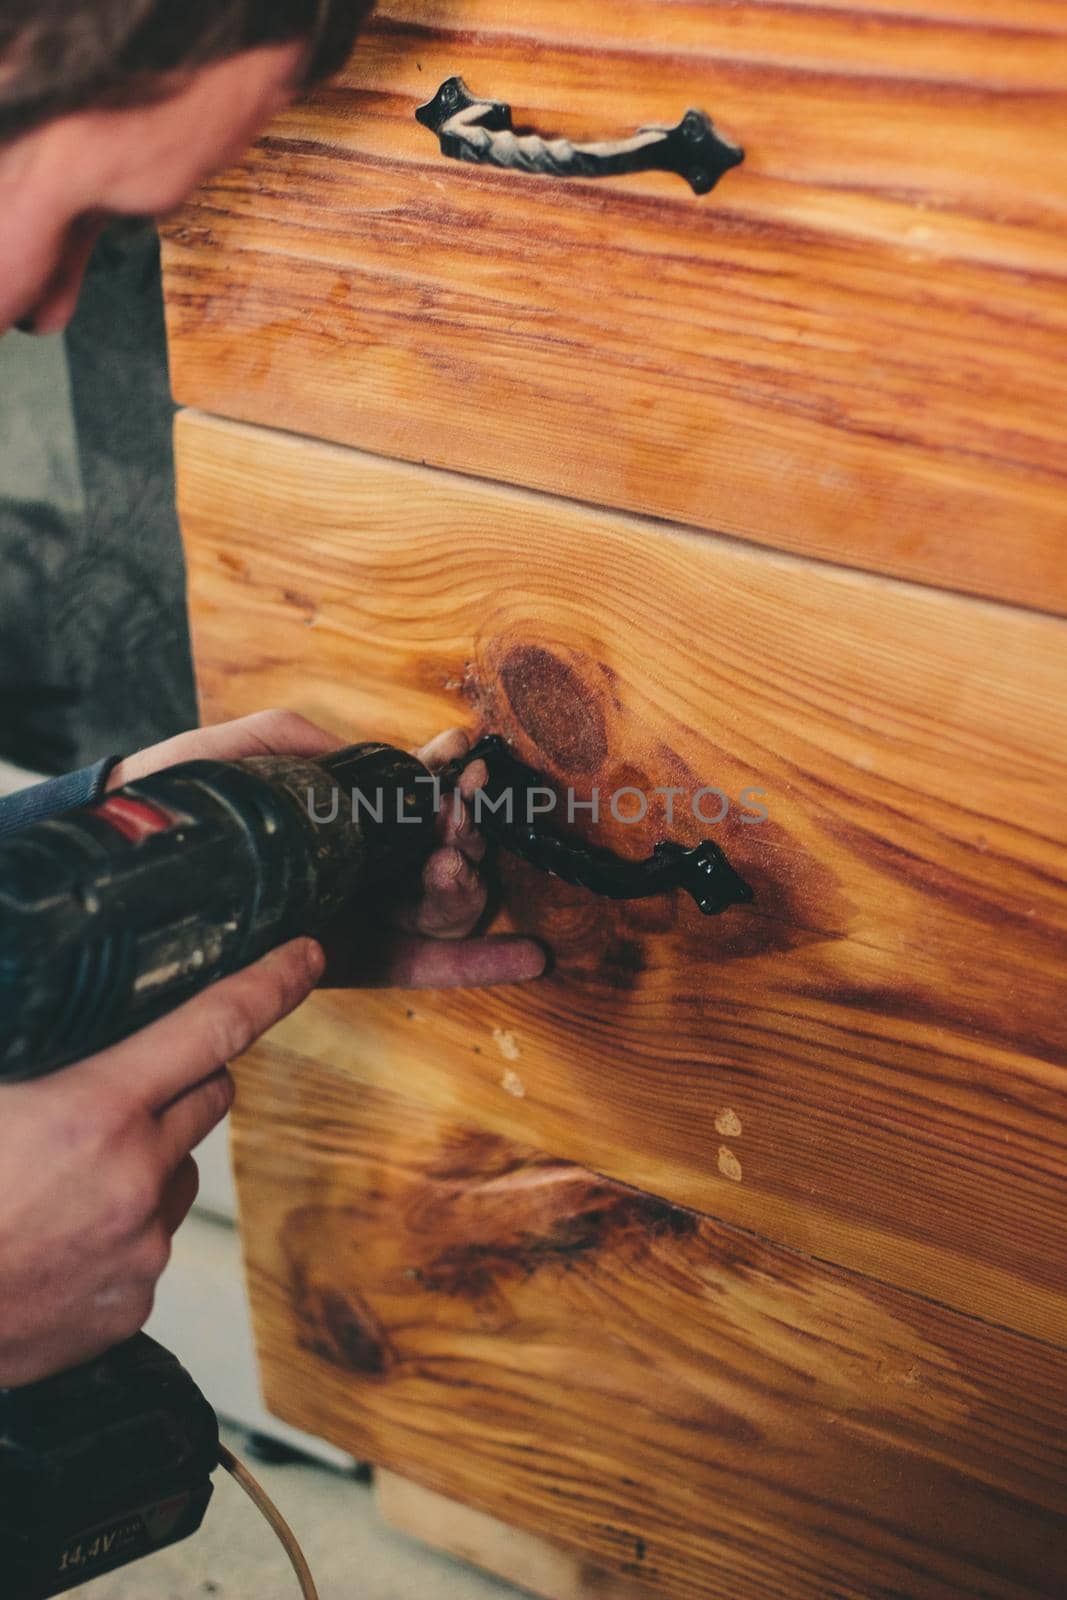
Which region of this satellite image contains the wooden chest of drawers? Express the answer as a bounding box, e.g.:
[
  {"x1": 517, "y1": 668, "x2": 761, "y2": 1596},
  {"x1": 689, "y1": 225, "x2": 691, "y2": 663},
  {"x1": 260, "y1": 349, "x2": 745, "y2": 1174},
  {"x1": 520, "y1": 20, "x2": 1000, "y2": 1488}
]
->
[{"x1": 162, "y1": 4, "x2": 1067, "y2": 1595}]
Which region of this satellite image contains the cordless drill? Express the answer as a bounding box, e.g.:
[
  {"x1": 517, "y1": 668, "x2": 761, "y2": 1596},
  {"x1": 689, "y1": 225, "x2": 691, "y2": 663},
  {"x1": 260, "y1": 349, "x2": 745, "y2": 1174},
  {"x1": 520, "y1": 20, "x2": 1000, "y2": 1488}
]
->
[{"x1": 0, "y1": 741, "x2": 446, "y2": 1597}]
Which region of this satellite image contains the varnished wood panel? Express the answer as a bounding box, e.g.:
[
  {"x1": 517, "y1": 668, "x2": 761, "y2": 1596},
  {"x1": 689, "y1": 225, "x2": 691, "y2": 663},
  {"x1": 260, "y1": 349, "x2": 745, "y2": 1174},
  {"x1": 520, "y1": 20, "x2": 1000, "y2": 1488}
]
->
[
  {"x1": 162, "y1": 1, "x2": 1067, "y2": 612},
  {"x1": 177, "y1": 411, "x2": 1067, "y2": 1341},
  {"x1": 233, "y1": 1059, "x2": 1067, "y2": 1600}
]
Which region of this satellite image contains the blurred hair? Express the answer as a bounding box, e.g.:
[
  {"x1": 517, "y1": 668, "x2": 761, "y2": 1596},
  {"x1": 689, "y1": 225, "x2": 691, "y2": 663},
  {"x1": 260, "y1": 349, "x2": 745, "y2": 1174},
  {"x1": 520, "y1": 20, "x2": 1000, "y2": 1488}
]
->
[{"x1": 0, "y1": 0, "x2": 372, "y2": 144}]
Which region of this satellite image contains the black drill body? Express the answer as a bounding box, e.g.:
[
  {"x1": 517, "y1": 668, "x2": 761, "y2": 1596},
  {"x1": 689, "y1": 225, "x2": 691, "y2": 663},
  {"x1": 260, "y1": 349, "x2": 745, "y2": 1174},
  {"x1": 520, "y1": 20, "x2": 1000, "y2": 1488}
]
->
[
  {"x1": 0, "y1": 742, "x2": 438, "y2": 1082},
  {"x1": 0, "y1": 742, "x2": 441, "y2": 1597}
]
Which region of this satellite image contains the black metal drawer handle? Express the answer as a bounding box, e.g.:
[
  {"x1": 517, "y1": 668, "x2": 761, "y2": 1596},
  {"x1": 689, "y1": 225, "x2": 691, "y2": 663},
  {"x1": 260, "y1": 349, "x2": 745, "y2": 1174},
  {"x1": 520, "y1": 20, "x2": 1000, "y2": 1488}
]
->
[
  {"x1": 416, "y1": 77, "x2": 744, "y2": 196},
  {"x1": 440, "y1": 736, "x2": 754, "y2": 916}
]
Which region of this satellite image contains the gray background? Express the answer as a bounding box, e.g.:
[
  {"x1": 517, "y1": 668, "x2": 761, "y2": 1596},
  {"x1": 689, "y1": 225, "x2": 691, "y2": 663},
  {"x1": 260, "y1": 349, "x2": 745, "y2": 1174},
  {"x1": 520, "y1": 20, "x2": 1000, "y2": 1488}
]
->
[{"x1": 0, "y1": 226, "x2": 196, "y2": 776}]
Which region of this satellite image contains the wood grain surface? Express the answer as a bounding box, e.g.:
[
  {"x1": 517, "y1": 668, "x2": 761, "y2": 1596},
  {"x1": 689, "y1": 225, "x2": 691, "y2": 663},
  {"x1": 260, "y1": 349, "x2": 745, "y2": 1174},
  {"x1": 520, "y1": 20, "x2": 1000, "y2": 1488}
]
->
[
  {"x1": 233, "y1": 1059, "x2": 1067, "y2": 1600},
  {"x1": 176, "y1": 411, "x2": 1067, "y2": 1342},
  {"x1": 162, "y1": 0, "x2": 1067, "y2": 613}
]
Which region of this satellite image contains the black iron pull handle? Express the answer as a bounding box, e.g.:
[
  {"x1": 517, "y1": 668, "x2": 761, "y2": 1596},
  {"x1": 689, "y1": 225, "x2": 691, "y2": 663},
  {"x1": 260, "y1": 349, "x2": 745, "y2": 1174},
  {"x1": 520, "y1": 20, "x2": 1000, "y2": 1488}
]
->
[
  {"x1": 416, "y1": 77, "x2": 744, "y2": 197},
  {"x1": 440, "y1": 736, "x2": 754, "y2": 916}
]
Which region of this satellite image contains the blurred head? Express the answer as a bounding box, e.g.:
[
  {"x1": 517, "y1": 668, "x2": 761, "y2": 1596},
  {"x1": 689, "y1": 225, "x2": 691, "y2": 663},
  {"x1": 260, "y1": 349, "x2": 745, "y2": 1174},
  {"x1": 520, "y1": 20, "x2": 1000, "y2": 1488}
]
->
[{"x1": 0, "y1": 0, "x2": 371, "y2": 335}]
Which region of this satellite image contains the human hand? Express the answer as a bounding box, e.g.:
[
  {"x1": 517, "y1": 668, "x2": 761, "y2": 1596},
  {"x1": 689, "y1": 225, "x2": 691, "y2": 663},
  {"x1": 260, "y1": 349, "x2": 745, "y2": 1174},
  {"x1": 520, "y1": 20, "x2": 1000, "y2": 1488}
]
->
[
  {"x1": 111, "y1": 710, "x2": 546, "y2": 989},
  {"x1": 0, "y1": 714, "x2": 543, "y2": 1384},
  {"x1": 106, "y1": 706, "x2": 341, "y2": 789},
  {"x1": 0, "y1": 937, "x2": 322, "y2": 1386}
]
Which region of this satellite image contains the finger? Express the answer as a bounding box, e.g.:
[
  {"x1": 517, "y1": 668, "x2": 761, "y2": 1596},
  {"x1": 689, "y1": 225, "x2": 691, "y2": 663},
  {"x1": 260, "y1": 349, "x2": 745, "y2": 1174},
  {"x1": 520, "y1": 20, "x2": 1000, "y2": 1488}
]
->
[
  {"x1": 377, "y1": 935, "x2": 547, "y2": 989},
  {"x1": 110, "y1": 710, "x2": 341, "y2": 788},
  {"x1": 161, "y1": 1154, "x2": 201, "y2": 1233},
  {"x1": 68, "y1": 938, "x2": 325, "y2": 1112},
  {"x1": 393, "y1": 846, "x2": 487, "y2": 939},
  {"x1": 416, "y1": 728, "x2": 470, "y2": 773},
  {"x1": 458, "y1": 758, "x2": 489, "y2": 801},
  {"x1": 440, "y1": 789, "x2": 487, "y2": 863},
  {"x1": 157, "y1": 1070, "x2": 235, "y2": 1171}
]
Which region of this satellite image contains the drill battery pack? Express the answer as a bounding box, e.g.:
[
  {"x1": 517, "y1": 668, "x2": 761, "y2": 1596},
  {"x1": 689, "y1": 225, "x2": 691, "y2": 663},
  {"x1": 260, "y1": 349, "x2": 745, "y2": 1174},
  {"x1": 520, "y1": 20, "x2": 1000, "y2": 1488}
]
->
[{"x1": 0, "y1": 1335, "x2": 219, "y2": 1598}]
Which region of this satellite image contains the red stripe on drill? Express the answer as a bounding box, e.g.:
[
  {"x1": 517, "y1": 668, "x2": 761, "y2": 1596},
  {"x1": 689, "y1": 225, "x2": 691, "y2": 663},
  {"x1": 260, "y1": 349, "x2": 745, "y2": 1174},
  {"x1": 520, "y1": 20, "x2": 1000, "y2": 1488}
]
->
[{"x1": 91, "y1": 796, "x2": 176, "y2": 844}]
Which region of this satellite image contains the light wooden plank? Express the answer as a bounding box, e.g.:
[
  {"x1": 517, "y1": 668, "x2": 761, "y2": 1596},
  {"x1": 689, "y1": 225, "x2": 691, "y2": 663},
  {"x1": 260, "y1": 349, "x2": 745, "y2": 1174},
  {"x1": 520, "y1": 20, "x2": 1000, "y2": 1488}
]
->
[
  {"x1": 177, "y1": 410, "x2": 1067, "y2": 1341},
  {"x1": 377, "y1": 1470, "x2": 655, "y2": 1600},
  {"x1": 162, "y1": 2, "x2": 1067, "y2": 611},
  {"x1": 234, "y1": 1061, "x2": 1067, "y2": 1600}
]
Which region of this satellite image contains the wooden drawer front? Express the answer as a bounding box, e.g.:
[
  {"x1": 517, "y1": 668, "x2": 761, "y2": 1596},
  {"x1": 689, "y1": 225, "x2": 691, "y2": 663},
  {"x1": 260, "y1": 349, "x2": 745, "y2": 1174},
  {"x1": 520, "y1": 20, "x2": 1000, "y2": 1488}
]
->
[
  {"x1": 233, "y1": 1057, "x2": 1067, "y2": 1600},
  {"x1": 176, "y1": 411, "x2": 1067, "y2": 1341},
  {"x1": 162, "y1": 2, "x2": 1067, "y2": 613}
]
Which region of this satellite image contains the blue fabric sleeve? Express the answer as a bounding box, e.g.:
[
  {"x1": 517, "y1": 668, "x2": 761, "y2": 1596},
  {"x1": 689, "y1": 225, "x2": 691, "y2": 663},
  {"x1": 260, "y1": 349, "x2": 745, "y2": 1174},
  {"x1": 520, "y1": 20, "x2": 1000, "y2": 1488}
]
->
[{"x1": 0, "y1": 756, "x2": 123, "y2": 841}]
